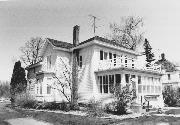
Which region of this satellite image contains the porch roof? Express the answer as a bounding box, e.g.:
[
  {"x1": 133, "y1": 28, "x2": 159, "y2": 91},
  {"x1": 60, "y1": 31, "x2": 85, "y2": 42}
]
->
[{"x1": 94, "y1": 67, "x2": 163, "y2": 76}]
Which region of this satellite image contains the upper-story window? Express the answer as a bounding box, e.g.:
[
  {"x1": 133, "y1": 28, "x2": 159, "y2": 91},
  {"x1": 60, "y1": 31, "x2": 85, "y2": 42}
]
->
[
  {"x1": 168, "y1": 74, "x2": 171, "y2": 80},
  {"x1": 132, "y1": 59, "x2": 135, "y2": 68},
  {"x1": 113, "y1": 54, "x2": 116, "y2": 66},
  {"x1": 109, "y1": 53, "x2": 112, "y2": 59},
  {"x1": 138, "y1": 76, "x2": 141, "y2": 84},
  {"x1": 125, "y1": 56, "x2": 128, "y2": 67},
  {"x1": 79, "y1": 55, "x2": 82, "y2": 68},
  {"x1": 47, "y1": 55, "x2": 51, "y2": 69},
  {"x1": 100, "y1": 50, "x2": 103, "y2": 60},
  {"x1": 104, "y1": 52, "x2": 108, "y2": 60}
]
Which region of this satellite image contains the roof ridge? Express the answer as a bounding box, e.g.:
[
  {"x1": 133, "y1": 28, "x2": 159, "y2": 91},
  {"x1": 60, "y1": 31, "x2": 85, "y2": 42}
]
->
[{"x1": 47, "y1": 38, "x2": 74, "y2": 49}]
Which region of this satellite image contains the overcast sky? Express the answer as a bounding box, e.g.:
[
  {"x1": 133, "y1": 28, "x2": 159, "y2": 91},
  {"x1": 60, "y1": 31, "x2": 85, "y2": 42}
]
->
[{"x1": 0, "y1": 0, "x2": 180, "y2": 81}]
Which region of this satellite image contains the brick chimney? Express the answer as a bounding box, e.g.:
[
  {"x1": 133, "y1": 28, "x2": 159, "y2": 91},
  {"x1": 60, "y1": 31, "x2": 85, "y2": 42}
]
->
[
  {"x1": 161, "y1": 53, "x2": 165, "y2": 61},
  {"x1": 71, "y1": 25, "x2": 80, "y2": 109},
  {"x1": 73, "y1": 25, "x2": 80, "y2": 46}
]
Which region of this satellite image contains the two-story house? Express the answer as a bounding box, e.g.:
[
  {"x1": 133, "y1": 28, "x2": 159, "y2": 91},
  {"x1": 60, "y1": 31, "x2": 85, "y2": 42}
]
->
[
  {"x1": 26, "y1": 25, "x2": 164, "y2": 108},
  {"x1": 156, "y1": 53, "x2": 180, "y2": 90}
]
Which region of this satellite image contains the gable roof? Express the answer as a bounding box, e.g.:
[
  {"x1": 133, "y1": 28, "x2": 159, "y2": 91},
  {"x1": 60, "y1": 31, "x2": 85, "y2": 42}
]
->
[
  {"x1": 78, "y1": 36, "x2": 131, "y2": 50},
  {"x1": 47, "y1": 38, "x2": 74, "y2": 49},
  {"x1": 47, "y1": 36, "x2": 132, "y2": 50}
]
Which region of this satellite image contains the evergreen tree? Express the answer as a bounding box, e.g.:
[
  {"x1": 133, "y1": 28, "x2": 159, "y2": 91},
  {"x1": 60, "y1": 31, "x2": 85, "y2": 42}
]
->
[
  {"x1": 10, "y1": 61, "x2": 27, "y2": 101},
  {"x1": 143, "y1": 39, "x2": 155, "y2": 67}
]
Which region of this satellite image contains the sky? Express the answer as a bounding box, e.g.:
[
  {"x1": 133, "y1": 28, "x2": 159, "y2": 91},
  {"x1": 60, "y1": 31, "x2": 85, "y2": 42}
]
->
[{"x1": 0, "y1": 0, "x2": 180, "y2": 81}]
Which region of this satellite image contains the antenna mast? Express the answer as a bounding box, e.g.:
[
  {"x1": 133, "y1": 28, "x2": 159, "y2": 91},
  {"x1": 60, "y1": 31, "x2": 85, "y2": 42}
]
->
[{"x1": 89, "y1": 15, "x2": 99, "y2": 36}]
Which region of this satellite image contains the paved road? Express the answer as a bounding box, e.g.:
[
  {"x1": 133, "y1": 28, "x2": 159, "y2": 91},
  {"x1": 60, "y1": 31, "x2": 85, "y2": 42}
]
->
[{"x1": 0, "y1": 102, "x2": 52, "y2": 125}]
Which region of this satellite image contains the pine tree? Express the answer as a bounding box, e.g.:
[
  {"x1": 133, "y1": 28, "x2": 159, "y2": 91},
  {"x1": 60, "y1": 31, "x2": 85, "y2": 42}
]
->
[
  {"x1": 10, "y1": 61, "x2": 27, "y2": 102},
  {"x1": 143, "y1": 39, "x2": 155, "y2": 67}
]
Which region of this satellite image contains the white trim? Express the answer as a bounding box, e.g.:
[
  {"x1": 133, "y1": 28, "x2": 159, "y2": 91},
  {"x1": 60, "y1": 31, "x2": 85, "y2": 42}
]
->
[{"x1": 70, "y1": 39, "x2": 140, "y2": 56}]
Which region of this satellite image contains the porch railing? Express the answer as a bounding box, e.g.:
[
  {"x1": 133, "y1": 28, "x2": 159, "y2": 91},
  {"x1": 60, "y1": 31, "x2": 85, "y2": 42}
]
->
[{"x1": 98, "y1": 59, "x2": 161, "y2": 73}]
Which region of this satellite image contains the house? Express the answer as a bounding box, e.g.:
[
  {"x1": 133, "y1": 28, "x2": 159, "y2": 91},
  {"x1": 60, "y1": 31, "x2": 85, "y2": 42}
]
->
[
  {"x1": 26, "y1": 25, "x2": 164, "y2": 108},
  {"x1": 156, "y1": 53, "x2": 180, "y2": 90}
]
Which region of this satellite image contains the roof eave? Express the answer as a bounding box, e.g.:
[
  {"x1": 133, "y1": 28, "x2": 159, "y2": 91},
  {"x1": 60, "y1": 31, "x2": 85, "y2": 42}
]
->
[
  {"x1": 95, "y1": 67, "x2": 163, "y2": 76},
  {"x1": 70, "y1": 39, "x2": 141, "y2": 56}
]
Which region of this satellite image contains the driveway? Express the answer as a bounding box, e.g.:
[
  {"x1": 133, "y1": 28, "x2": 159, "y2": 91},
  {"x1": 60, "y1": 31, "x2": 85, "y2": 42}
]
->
[{"x1": 0, "y1": 102, "x2": 52, "y2": 125}]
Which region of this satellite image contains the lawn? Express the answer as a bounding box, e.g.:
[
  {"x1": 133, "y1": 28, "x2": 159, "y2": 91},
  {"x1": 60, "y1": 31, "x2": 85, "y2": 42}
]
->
[{"x1": 15, "y1": 108, "x2": 125, "y2": 125}]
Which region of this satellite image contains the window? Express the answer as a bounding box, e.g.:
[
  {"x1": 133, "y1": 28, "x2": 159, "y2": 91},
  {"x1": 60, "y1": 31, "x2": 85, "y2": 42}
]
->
[
  {"x1": 109, "y1": 75, "x2": 114, "y2": 93},
  {"x1": 100, "y1": 50, "x2": 103, "y2": 60},
  {"x1": 125, "y1": 56, "x2": 128, "y2": 67},
  {"x1": 36, "y1": 82, "x2": 39, "y2": 94},
  {"x1": 138, "y1": 85, "x2": 142, "y2": 93},
  {"x1": 47, "y1": 55, "x2": 51, "y2": 69},
  {"x1": 109, "y1": 53, "x2": 112, "y2": 59},
  {"x1": 47, "y1": 85, "x2": 51, "y2": 94},
  {"x1": 151, "y1": 85, "x2": 154, "y2": 93},
  {"x1": 115, "y1": 74, "x2": 121, "y2": 87},
  {"x1": 104, "y1": 52, "x2": 108, "y2": 60},
  {"x1": 47, "y1": 78, "x2": 51, "y2": 94},
  {"x1": 79, "y1": 56, "x2": 82, "y2": 68},
  {"x1": 37, "y1": 79, "x2": 43, "y2": 94},
  {"x1": 155, "y1": 86, "x2": 158, "y2": 93},
  {"x1": 158, "y1": 86, "x2": 161, "y2": 93},
  {"x1": 125, "y1": 74, "x2": 130, "y2": 83},
  {"x1": 113, "y1": 54, "x2": 116, "y2": 66},
  {"x1": 99, "y1": 74, "x2": 118, "y2": 94},
  {"x1": 103, "y1": 75, "x2": 108, "y2": 93},
  {"x1": 147, "y1": 85, "x2": 150, "y2": 93},
  {"x1": 40, "y1": 80, "x2": 42, "y2": 94},
  {"x1": 138, "y1": 76, "x2": 141, "y2": 84},
  {"x1": 143, "y1": 85, "x2": 146, "y2": 93},
  {"x1": 98, "y1": 76, "x2": 103, "y2": 93},
  {"x1": 125, "y1": 60, "x2": 127, "y2": 67},
  {"x1": 132, "y1": 59, "x2": 134, "y2": 68},
  {"x1": 168, "y1": 74, "x2": 171, "y2": 80}
]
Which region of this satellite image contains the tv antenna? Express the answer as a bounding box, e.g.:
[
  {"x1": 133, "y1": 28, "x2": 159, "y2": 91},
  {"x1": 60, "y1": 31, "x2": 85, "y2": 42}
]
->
[{"x1": 88, "y1": 14, "x2": 100, "y2": 36}]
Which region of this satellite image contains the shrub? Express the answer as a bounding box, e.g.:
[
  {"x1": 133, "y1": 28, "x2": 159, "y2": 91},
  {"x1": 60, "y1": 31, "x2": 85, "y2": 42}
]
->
[
  {"x1": 105, "y1": 85, "x2": 135, "y2": 115},
  {"x1": 163, "y1": 87, "x2": 179, "y2": 107},
  {"x1": 15, "y1": 92, "x2": 38, "y2": 108},
  {"x1": 35, "y1": 101, "x2": 70, "y2": 112},
  {"x1": 86, "y1": 98, "x2": 104, "y2": 117},
  {"x1": 0, "y1": 82, "x2": 10, "y2": 98}
]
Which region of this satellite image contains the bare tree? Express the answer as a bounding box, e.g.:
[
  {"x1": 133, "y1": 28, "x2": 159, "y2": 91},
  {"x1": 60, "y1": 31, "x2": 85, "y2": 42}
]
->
[
  {"x1": 49, "y1": 56, "x2": 80, "y2": 108},
  {"x1": 109, "y1": 16, "x2": 144, "y2": 50},
  {"x1": 51, "y1": 57, "x2": 72, "y2": 103},
  {"x1": 20, "y1": 37, "x2": 44, "y2": 66}
]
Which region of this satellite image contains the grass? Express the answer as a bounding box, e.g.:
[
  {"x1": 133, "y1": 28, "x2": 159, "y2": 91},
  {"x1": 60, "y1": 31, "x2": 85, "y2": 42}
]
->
[{"x1": 15, "y1": 108, "x2": 123, "y2": 125}]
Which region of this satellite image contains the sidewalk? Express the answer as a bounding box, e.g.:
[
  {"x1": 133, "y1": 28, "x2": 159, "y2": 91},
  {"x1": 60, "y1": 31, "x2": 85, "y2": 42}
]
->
[{"x1": 6, "y1": 118, "x2": 53, "y2": 125}]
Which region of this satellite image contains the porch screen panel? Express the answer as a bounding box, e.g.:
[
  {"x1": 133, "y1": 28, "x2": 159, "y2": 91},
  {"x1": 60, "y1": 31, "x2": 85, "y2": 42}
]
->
[
  {"x1": 138, "y1": 85, "x2": 142, "y2": 93},
  {"x1": 125, "y1": 74, "x2": 130, "y2": 83},
  {"x1": 109, "y1": 75, "x2": 114, "y2": 93},
  {"x1": 104, "y1": 75, "x2": 108, "y2": 93},
  {"x1": 40, "y1": 79, "x2": 43, "y2": 94},
  {"x1": 99, "y1": 76, "x2": 102, "y2": 93},
  {"x1": 151, "y1": 85, "x2": 154, "y2": 93},
  {"x1": 103, "y1": 76, "x2": 108, "y2": 93},
  {"x1": 115, "y1": 74, "x2": 121, "y2": 87}
]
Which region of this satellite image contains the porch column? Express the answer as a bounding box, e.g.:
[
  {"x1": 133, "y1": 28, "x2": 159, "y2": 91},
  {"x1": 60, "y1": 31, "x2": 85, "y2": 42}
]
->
[{"x1": 121, "y1": 73, "x2": 126, "y2": 87}]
